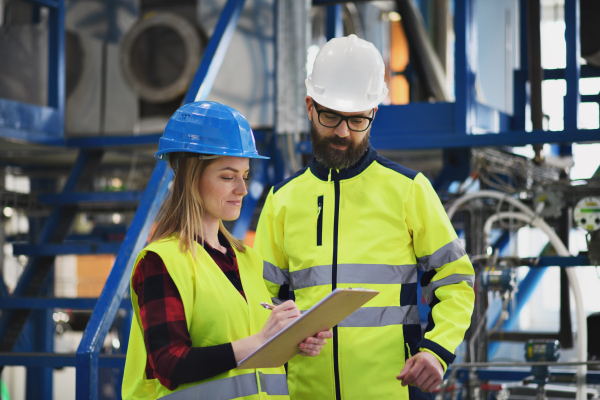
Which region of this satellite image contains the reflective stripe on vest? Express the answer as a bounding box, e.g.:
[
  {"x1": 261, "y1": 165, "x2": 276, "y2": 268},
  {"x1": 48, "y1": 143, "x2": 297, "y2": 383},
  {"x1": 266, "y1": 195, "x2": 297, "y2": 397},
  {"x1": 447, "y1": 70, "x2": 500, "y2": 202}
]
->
[
  {"x1": 416, "y1": 238, "x2": 466, "y2": 272},
  {"x1": 300, "y1": 305, "x2": 420, "y2": 327},
  {"x1": 263, "y1": 261, "x2": 290, "y2": 286},
  {"x1": 259, "y1": 372, "x2": 289, "y2": 396},
  {"x1": 424, "y1": 274, "x2": 475, "y2": 304},
  {"x1": 290, "y1": 263, "x2": 417, "y2": 290},
  {"x1": 161, "y1": 372, "x2": 288, "y2": 400},
  {"x1": 339, "y1": 305, "x2": 420, "y2": 327}
]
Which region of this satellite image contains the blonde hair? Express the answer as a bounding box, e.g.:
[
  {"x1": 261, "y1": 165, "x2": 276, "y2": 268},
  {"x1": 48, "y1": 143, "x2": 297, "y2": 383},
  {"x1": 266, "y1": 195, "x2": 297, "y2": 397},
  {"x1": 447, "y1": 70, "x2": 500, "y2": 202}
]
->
[{"x1": 149, "y1": 153, "x2": 246, "y2": 258}]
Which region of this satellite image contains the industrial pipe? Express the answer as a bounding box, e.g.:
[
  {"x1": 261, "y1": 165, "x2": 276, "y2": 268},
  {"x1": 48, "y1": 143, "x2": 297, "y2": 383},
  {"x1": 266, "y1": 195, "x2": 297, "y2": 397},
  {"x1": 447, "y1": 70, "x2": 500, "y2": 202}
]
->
[{"x1": 481, "y1": 210, "x2": 587, "y2": 400}]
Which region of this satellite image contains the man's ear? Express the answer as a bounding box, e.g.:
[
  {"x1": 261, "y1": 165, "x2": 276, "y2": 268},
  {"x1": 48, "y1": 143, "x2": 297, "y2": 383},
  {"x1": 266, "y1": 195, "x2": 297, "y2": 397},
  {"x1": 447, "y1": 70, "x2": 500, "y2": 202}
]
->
[
  {"x1": 305, "y1": 96, "x2": 313, "y2": 121},
  {"x1": 372, "y1": 106, "x2": 378, "y2": 118}
]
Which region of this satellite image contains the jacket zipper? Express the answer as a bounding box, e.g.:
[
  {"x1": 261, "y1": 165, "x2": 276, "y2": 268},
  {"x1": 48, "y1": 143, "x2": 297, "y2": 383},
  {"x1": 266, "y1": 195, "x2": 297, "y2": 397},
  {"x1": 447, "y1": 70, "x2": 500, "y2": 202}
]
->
[
  {"x1": 317, "y1": 196, "x2": 323, "y2": 246},
  {"x1": 331, "y1": 169, "x2": 341, "y2": 400}
]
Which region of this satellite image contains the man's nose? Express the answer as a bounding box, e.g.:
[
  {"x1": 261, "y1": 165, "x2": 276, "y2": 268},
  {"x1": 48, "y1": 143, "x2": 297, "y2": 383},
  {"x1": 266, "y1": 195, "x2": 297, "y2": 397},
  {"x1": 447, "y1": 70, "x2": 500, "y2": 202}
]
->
[{"x1": 334, "y1": 120, "x2": 350, "y2": 138}]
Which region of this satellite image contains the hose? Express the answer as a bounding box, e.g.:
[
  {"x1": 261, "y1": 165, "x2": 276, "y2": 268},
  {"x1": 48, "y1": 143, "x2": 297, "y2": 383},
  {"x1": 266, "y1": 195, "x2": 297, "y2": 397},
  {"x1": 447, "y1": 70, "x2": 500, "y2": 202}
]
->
[
  {"x1": 481, "y1": 210, "x2": 587, "y2": 400},
  {"x1": 447, "y1": 190, "x2": 536, "y2": 220}
]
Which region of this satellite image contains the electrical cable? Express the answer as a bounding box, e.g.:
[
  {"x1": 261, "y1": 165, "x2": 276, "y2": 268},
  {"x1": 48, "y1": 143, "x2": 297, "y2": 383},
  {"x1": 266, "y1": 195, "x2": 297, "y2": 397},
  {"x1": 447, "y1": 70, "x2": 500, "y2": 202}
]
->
[
  {"x1": 487, "y1": 294, "x2": 511, "y2": 335},
  {"x1": 481, "y1": 210, "x2": 588, "y2": 400}
]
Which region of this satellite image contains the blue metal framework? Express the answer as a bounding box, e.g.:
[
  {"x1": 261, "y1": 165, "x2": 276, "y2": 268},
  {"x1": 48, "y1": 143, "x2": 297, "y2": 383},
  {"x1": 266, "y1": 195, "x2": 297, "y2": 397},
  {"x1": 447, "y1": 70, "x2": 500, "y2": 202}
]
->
[
  {"x1": 74, "y1": 1, "x2": 248, "y2": 398},
  {"x1": 0, "y1": 0, "x2": 597, "y2": 398},
  {"x1": 0, "y1": 0, "x2": 65, "y2": 143},
  {"x1": 449, "y1": 367, "x2": 600, "y2": 385},
  {"x1": 0, "y1": 0, "x2": 248, "y2": 398}
]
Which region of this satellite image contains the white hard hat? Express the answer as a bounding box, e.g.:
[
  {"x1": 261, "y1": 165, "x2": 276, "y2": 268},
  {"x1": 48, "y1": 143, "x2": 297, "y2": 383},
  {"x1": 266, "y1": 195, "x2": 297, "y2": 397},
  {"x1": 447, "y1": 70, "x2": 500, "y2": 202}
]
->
[{"x1": 306, "y1": 34, "x2": 388, "y2": 113}]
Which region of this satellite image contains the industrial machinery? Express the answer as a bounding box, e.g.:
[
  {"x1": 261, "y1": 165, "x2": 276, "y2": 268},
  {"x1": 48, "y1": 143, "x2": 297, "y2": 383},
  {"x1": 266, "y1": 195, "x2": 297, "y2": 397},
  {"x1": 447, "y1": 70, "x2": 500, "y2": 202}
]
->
[
  {"x1": 1, "y1": 0, "x2": 600, "y2": 399},
  {"x1": 524, "y1": 339, "x2": 561, "y2": 399}
]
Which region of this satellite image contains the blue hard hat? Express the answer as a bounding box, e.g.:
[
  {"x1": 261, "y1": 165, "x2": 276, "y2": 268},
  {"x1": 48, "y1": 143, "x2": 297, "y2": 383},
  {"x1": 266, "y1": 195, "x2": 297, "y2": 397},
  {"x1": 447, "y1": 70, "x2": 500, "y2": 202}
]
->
[{"x1": 155, "y1": 101, "x2": 269, "y2": 160}]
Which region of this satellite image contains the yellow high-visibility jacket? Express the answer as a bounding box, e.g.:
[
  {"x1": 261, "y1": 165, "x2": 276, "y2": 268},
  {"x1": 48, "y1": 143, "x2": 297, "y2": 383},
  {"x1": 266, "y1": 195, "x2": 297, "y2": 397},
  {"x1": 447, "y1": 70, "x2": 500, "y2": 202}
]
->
[
  {"x1": 122, "y1": 236, "x2": 289, "y2": 400},
  {"x1": 254, "y1": 147, "x2": 475, "y2": 400}
]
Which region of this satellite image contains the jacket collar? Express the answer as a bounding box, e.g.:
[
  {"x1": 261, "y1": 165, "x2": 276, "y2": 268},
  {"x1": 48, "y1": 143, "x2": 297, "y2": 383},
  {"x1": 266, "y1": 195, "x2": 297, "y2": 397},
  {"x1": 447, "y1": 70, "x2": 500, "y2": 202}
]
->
[{"x1": 309, "y1": 145, "x2": 378, "y2": 181}]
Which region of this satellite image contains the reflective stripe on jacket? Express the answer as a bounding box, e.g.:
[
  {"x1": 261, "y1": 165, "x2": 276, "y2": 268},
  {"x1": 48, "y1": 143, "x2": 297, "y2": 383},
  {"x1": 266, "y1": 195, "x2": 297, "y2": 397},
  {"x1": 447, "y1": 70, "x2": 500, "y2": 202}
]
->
[
  {"x1": 122, "y1": 236, "x2": 289, "y2": 400},
  {"x1": 254, "y1": 146, "x2": 475, "y2": 400}
]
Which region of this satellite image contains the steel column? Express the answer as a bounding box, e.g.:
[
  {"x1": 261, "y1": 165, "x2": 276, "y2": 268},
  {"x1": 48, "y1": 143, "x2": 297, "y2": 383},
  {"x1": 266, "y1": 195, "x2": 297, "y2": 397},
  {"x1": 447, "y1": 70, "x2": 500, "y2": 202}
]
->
[
  {"x1": 25, "y1": 309, "x2": 54, "y2": 400},
  {"x1": 454, "y1": 0, "x2": 477, "y2": 134},
  {"x1": 48, "y1": 0, "x2": 65, "y2": 123},
  {"x1": 326, "y1": 4, "x2": 343, "y2": 40},
  {"x1": 564, "y1": 0, "x2": 581, "y2": 130},
  {"x1": 512, "y1": 0, "x2": 528, "y2": 131}
]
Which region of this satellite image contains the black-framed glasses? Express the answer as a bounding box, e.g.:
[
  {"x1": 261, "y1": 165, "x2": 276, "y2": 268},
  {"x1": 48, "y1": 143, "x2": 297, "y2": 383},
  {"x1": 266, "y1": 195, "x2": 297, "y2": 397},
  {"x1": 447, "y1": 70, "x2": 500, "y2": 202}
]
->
[{"x1": 312, "y1": 101, "x2": 374, "y2": 132}]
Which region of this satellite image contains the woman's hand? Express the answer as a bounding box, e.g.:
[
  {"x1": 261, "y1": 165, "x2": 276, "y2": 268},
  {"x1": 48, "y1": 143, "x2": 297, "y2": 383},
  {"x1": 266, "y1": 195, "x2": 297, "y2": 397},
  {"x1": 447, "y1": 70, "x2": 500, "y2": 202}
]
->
[
  {"x1": 299, "y1": 329, "x2": 333, "y2": 357},
  {"x1": 233, "y1": 300, "x2": 300, "y2": 363},
  {"x1": 257, "y1": 300, "x2": 301, "y2": 342}
]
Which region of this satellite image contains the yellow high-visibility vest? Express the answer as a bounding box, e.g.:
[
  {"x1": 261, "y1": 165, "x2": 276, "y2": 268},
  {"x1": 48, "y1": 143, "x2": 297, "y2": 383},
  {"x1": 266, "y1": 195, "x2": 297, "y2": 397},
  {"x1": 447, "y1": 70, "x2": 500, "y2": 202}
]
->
[
  {"x1": 122, "y1": 235, "x2": 289, "y2": 400},
  {"x1": 255, "y1": 147, "x2": 475, "y2": 400}
]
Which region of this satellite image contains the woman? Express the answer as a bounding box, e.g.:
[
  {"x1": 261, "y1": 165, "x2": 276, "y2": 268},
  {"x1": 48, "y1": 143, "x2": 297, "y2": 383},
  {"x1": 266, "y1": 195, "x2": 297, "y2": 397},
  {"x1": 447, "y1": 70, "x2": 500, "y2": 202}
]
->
[{"x1": 123, "y1": 101, "x2": 331, "y2": 400}]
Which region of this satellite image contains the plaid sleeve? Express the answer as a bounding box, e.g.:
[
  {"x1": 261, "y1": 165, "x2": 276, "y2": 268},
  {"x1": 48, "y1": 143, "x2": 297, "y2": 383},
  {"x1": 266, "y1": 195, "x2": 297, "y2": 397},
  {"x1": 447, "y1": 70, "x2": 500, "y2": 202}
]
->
[{"x1": 132, "y1": 251, "x2": 236, "y2": 390}]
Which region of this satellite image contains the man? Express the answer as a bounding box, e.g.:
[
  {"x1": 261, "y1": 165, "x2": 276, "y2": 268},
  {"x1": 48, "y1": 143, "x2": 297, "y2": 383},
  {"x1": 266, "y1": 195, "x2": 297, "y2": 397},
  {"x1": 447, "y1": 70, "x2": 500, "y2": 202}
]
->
[{"x1": 254, "y1": 34, "x2": 475, "y2": 400}]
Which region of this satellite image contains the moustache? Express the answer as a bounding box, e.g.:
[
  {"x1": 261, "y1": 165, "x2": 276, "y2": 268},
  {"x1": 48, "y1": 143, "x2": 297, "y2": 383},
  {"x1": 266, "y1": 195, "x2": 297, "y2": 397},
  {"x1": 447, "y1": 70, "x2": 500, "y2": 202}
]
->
[{"x1": 322, "y1": 136, "x2": 353, "y2": 148}]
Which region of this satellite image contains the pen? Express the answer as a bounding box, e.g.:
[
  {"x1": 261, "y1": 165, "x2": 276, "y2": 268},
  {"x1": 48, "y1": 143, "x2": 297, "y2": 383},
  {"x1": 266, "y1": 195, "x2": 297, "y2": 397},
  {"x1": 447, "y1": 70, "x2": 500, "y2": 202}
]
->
[{"x1": 260, "y1": 302, "x2": 275, "y2": 310}]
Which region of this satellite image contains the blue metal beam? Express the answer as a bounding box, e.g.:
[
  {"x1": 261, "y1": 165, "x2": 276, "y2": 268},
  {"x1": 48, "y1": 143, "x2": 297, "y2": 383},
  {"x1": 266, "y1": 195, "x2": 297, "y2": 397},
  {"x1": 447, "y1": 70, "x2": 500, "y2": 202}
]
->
[
  {"x1": 48, "y1": 0, "x2": 65, "y2": 121},
  {"x1": 542, "y1": 65, "x2": 600, "y2": 80},
  {"x1": 326, "y1": 4, "x2": 343, "y2": 40},
  {"x1": 65, "y1": 133, "x2": 162, "y2": 148},
  {"x1": 581, "y1": 94, "x2": 600, "y2": 103},
  {"x1": 513, "y1": 0, "x2": 529, "y2": 131},
  {"x1": 75, "y1": 162, "x2": 172, "y2": 399},
  {"x1": 27, "y1": 309, "x2": 54, "y2": 400},
  {"x1": 0, "y1": 353, "x2": 125, "y2": 368},
  {"x1": 312, "y1": 0, "x2": 385, "y2": 4},
  {"x1": 184, "y1": 0, "x2": 247, "y2": 104},
  {"x1": 38, "y1": 191, "x2": 144, "y2": 205},
  {"x1": 371, "y1": 103, "x2": 511, "y2": 137},
  {"x1": 0, "y1": 100, "x2": 63, "y2": 140},
  {"x1": 20, "y1": 0, "x2": 60, "y2": 8},
  {"x1": 299, "y1": 124, "x2": 600, "y2": 153},
  {"x1": 370, "y1": 128, "x2": 600, "y2": 150},
  {"x1": 454, "y1": 0, "x2": 477, "y2": 134},
  {"x1": 564, "y1": 0, "x2": 581, "y2": 131},
  {"x1": 12, "y1": 243, "x2": 122, "y2": 256},
  {"x1": 523, "y1": 256, "x2": 591, "y2": 267},
  {"x1": 0, "y1": 297, "x2": 130, "y2": 310},
  {"x1": 450, "y1": 368, "x2": 600, "y2": 385}
]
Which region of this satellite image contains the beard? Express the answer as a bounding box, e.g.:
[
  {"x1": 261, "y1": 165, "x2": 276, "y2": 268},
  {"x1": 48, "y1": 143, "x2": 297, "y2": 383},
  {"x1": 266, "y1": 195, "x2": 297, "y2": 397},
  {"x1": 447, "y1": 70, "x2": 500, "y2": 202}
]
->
[{"x1": 309, "y1": 119, "x2": 371, "y2": 170}]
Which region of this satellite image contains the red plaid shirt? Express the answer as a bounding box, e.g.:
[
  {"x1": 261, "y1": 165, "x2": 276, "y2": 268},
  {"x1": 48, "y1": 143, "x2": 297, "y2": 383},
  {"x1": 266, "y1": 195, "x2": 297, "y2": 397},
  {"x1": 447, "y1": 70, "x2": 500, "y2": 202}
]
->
[{"x1": 132, "y1": 232, "x2": 246, "y2": 390}]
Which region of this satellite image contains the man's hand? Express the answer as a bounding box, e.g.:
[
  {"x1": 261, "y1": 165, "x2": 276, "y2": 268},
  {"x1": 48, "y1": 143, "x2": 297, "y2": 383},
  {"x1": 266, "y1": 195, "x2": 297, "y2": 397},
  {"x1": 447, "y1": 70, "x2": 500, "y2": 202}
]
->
[
  {"x1": 396, "y1": 351, "x2": 444, "y2": 393},
  {"x1": 299, "y1": 329, "x2": 333, "y2": 357}
]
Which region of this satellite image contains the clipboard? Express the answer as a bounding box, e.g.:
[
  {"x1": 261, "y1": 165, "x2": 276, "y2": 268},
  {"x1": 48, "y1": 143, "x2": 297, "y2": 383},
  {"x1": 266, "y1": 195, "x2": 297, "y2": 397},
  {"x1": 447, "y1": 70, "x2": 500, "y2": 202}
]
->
[{"x1": 237, "y1": 288, "x2": 379, "y2": 369}]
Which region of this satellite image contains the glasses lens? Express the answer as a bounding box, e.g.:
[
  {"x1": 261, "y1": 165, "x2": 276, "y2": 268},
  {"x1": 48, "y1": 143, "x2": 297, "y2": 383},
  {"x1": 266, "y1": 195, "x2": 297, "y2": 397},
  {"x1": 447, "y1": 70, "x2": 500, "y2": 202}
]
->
[
  {"x1": 348, "y1": 117, "x2": 371, "y2": 132},
  {"x1": 319, "y1": 112, "x2": 342, "y2": 128}
]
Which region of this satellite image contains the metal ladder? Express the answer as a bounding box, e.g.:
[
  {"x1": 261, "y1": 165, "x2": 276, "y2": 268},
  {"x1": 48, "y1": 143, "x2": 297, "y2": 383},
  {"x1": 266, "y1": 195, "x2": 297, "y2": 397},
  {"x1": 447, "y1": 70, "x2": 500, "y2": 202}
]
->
[{"x1": 0, "y1": 0, "x2": 249, "y2": 398}]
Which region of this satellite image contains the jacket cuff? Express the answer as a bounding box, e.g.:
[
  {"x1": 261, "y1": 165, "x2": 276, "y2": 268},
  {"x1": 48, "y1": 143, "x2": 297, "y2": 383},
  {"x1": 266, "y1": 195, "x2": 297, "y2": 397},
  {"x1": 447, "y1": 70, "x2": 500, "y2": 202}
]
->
[
  {"x1": 419, "y1": 348, "x2": 448, "y2": 374},
  {"x1": 417, "y1": 338, "x2": 455, "y2": 372}
]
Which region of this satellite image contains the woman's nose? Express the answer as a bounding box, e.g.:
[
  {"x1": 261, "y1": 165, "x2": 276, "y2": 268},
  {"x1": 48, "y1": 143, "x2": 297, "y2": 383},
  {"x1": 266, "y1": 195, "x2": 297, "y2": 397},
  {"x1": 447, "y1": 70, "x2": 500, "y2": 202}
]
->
[{"x1": 235, "y1": 178, "x2": 248, "y2": 196}]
